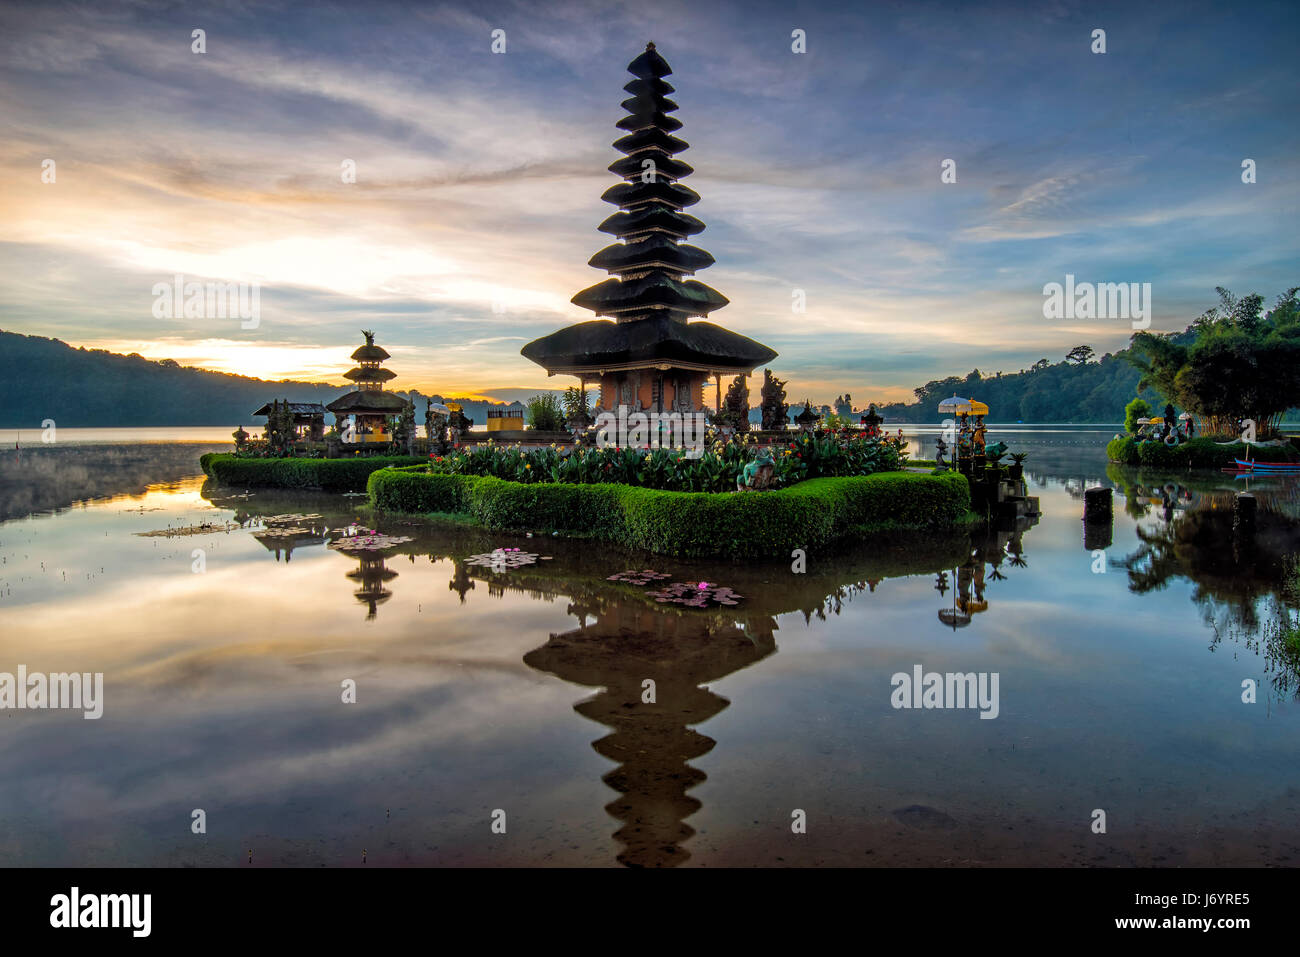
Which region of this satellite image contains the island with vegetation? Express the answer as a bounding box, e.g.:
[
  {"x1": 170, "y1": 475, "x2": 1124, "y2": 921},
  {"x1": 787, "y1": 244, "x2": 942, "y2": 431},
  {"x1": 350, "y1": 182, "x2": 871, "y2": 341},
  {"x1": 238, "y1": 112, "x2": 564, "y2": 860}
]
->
[
  {"x1": 1105, "y1": 287, "x2": 1300, "y2": 468},
  {"x1": 364, "y1": 432, "x2": 975, "y2": 560}
]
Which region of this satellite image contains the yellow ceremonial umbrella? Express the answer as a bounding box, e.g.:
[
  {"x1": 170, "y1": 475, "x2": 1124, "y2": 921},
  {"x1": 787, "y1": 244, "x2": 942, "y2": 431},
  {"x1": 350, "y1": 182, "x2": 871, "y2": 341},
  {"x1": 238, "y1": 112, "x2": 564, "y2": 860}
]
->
[{"x1": 968, "y1": 399, "x2": 989, "y2": 415}]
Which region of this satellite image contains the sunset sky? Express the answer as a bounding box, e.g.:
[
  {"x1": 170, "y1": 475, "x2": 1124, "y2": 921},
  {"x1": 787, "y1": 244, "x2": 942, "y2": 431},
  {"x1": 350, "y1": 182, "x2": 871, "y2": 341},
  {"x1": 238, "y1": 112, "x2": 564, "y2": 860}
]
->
[{"x1": 2, "y1": 0, "x2": 1297, "y2": 403}]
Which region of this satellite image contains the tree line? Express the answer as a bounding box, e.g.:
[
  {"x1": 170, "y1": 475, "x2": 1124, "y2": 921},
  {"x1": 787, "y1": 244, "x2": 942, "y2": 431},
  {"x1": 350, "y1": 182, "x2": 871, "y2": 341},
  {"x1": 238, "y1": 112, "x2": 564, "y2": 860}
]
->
[{"x1": 0, "y1": 330, "x2": 527, "y2": 428}]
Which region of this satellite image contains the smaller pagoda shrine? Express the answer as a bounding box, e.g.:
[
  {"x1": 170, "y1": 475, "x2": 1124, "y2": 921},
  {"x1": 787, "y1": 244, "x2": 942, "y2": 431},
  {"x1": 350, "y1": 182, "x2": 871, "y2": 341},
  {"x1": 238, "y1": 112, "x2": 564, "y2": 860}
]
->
[
  {"x1": 250, "y1": 401, "x2": 326, "y2": 441},
  {"x1": 326, "y1": 330, "x2": 409, "y2": 446}
]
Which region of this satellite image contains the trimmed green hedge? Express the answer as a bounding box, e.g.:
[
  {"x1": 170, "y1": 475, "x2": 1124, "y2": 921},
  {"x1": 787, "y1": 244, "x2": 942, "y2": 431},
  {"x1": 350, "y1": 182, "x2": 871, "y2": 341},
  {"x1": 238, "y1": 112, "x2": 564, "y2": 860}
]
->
[
  {"x1": 202, "y1": 454, "x2": 425, "y2": 491},
  {"x1": 1105, "y1": 436, "x2": 1296, "y2": 468},
  {"x1": 367, "y1": 468, "x2": 971, "y2": 558}
]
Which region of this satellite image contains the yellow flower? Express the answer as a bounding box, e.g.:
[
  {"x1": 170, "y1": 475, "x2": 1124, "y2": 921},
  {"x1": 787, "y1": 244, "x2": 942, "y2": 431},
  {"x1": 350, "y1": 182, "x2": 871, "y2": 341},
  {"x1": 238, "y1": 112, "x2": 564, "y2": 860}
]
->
[{"x1": 525, "y1": 464, "x2": 531, "y2": 470}]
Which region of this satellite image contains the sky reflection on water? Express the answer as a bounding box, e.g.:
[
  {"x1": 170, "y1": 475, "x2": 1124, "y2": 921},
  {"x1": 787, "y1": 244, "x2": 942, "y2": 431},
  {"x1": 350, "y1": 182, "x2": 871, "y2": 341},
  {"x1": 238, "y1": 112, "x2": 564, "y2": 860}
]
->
[{"x1": 0, "y1": 430, "x2": 1297, "y2": 867}]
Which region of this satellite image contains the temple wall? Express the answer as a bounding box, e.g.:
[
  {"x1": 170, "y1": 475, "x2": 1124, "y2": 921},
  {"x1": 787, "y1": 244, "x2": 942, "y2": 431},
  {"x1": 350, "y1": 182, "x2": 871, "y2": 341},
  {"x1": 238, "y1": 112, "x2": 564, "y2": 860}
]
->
[{"x1": 593, "y1": 371, "x2": 712, "y2": 412}]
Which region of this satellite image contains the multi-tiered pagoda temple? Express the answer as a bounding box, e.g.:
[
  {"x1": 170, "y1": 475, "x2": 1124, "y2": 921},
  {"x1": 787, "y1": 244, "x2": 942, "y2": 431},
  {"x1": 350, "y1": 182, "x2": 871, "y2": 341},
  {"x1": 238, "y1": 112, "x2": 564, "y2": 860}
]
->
[
  {"x1": 326, "y1": 330, "x2": 409, "y2": 443},
  {"x1": 522, "y1": 43, "x2": 777, "y2": 415}
]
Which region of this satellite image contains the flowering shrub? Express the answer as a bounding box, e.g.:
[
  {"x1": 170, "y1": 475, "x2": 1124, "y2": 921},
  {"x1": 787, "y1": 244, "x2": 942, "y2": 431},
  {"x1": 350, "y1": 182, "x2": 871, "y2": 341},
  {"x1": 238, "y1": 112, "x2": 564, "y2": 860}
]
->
[{"x1": 423, "y1": 433, "x2": 907, "y2": 492}]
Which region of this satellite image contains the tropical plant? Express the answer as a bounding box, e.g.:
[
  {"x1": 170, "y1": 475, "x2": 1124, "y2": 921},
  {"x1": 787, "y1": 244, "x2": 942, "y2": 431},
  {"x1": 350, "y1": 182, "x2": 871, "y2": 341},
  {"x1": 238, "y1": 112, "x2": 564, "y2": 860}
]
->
[
  {"x1": 561, "y1": 386, "x2": 592, "y2": 427},
  {"x1": 1126, "y1": 286, "x2": 1300, "y2": 437},
  {"x1": 1124, "y1": 397, "x2": 1152, "y2": 435},
  {"x1": 821, "y1": 411, "x2": 853, "y2": 430},
  {"x1": 525, "y1": 393, "x2": 566, "y2": 432}
]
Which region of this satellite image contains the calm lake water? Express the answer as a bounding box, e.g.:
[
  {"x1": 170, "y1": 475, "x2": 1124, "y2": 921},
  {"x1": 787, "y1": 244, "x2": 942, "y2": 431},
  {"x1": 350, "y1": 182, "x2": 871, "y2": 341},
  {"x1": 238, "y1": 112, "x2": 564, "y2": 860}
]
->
[{"x1": 1, "y1": 426, "x2": 1297, "y2": 867}]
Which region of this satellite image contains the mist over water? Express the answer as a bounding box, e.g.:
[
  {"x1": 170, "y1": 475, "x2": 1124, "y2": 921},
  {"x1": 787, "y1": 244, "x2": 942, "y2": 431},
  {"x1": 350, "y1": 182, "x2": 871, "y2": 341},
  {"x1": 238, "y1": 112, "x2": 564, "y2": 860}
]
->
[{"x1": 0, "y1": 443, "x2": 228, "y2": 522}]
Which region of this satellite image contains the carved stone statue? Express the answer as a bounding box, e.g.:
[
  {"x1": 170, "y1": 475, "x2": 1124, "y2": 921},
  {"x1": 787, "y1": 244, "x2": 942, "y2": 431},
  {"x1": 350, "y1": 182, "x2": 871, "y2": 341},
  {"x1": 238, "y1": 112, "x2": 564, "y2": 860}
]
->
[
  {"x1": 672, "y1": 377, "x2": 694, "y2": 413},
  {"x1": 715, "y1": 374, "x2": 750, "y2": 433},
  {"x1": 619, "y1": 373, "x2": 641, "y2": 411},
  {"x1": 759, "y1": 368, "x2": 789, "y2": 431},
  {"x1": 737, "y1": 450, "x2": 776, "y2": 491},
  {"x1": 425, "y1": 398, "x2": 448, "y2": 452},
  {"x1": 861, "y1": 403, "x2": 883, "y2": 436}
]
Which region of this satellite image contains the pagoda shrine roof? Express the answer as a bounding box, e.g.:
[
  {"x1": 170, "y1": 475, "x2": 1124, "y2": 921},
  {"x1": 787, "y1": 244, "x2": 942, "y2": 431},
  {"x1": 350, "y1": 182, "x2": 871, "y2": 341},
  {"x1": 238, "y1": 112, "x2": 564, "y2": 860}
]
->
[
  {"x1": 326, "y1": 391, "x2": 410, "y2": 414},
  {"x1": 351, "y1": 343, "x2": 390, "y2": 361},
  {"x1": 597, "y1": 206, "x2": 705, "y2": 238},
  {"x1": 343, "y1": 366, "x2": 397, "y2": 383},
  {"x1": 251, "y1": 401, "x2": 327, "y2": 417},
  {"x1": 521, "y1": 315, "x2": 777, "y2": 376},
  {"x1": 600, "y1": 180, "x2": 700, "y2": 210},
  {"x1": 588, "y1": 235, "x2": 715, "y2": 275},
  {"x1": 627, "y1": 42, "x2": 672, "y2": 79},
  {"x1": 572, "y1": 274, "x2": 727, "y2": 319}
]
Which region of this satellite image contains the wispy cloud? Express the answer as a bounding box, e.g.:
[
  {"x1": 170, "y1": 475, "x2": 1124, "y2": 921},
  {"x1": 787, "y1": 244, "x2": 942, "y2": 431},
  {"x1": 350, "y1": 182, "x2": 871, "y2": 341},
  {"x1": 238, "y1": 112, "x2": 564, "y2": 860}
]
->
[{"x1": 0, "y1": 0, "x2": 1296, "y2": 404}]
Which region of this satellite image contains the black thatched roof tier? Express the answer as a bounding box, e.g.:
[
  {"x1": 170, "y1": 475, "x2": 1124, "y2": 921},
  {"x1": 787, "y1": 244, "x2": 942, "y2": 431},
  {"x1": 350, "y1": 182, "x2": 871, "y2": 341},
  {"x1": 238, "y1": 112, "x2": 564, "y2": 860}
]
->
[
  {"x1": 620, "y1": 93, "x2": 678, "y2": 115},
  {"x1": 627, "y1": 43, "x2": 672, "y2": 79},
  {"x1": 343, "y1": 367, "x2": 397, "y2": 383},
  {"x1": 588, "y1": 235, "x2": 714, "y2": 275},
  {"x1": 601, "y1": 180, "x2": 700, "y2": 210},
  {"x1": 351, "y1": 343, "x2": 390, "y2": 361},
  {"x1": 326, "y1": 391, "x2": 410, "y2": 414},
  {"x1": 598, "y1": 206, "x2": 705, "y2": 238},
  {"x1": 612, "y1": 128, "x2": 688, "y2": 155},
  {"x1": 607, "y1": 152, "x2": 693, "y2": 182},
  {"x1": 572, "y1": 274, "x2": 727, "y2": 319},
  {"x1": 616, "y1": 110, "x2": 682, "y2": 133},
  {"x1": 251, "y1": 401, "x2": 327, "y2": 417},
  {"x1": 623, "y1": 77, "x2": 674, "y2": 98},
  {"x1": 522, "y1": 316, "x2": 776, "y2": 374}
]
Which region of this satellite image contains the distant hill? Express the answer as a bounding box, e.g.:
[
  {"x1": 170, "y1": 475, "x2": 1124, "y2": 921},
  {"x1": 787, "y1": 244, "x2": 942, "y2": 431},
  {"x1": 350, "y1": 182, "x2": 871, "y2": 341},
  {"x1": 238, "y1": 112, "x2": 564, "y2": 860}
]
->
[
  {"x1": 0, "y1": 330, "x2": 528, "y2": 428},
  {"x1": 865, "y1": 350, "x2": 1160, "y2": 423},
  {"x1": 6, "y1": 329, "x2": 1285, "y2": 430}
]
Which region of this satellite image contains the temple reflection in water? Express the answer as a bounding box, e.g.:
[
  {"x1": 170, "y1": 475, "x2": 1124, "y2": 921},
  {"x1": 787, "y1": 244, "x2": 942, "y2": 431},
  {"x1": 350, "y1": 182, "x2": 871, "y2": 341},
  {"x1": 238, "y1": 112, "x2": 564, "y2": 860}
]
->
[
  {"x1": 346, "y1": 553, "x2": 397, "y2": 619},
  {"x1": 524, "y1": 602, "x2": 777, "y2": 867}
]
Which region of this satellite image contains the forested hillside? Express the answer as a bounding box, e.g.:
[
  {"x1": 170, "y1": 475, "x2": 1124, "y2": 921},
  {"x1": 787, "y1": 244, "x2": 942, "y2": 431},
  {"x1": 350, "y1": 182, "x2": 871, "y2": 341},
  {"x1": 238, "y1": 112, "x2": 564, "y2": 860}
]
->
[
  {"x1": 871, "y1": 347, "x2": 1161, "y2": 423},
  {"x1": 0, "y1": 330, "x2": 524, "y2": 428},
  {"x1": 4, "y1": 329, "x2": 1284, "y2": 429}
]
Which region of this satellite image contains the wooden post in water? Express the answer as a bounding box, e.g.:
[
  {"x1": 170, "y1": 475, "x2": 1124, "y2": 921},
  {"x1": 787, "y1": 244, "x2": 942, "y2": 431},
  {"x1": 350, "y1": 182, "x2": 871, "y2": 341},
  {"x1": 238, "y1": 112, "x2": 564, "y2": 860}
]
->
[
  {"x1": 1083, "y1": 486, "x2": 1113, "y2": 550},
  {"x1": 1083, "y1": 486, "x2": 1112, "y2": 523},
  {"x1": 1234, "y1": 492, "x2": 1257, "y2": 534}
]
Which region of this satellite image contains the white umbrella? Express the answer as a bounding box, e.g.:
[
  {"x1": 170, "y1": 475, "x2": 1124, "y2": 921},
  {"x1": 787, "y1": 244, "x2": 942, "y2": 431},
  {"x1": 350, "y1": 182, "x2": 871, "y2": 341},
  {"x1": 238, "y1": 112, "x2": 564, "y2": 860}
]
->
[
  {"x1": 1136, "y1": 417, "x2": 1152, "y2": 425},
  {"x1": 937, "y1": 395, "x2": 973, "y2": 414},
  {"x1": 427, "y1": 403, "x2": 452, "y2": 415},
  {"x1": 1178, "y1": 412, "x2": 1193, "y2": 421}
]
